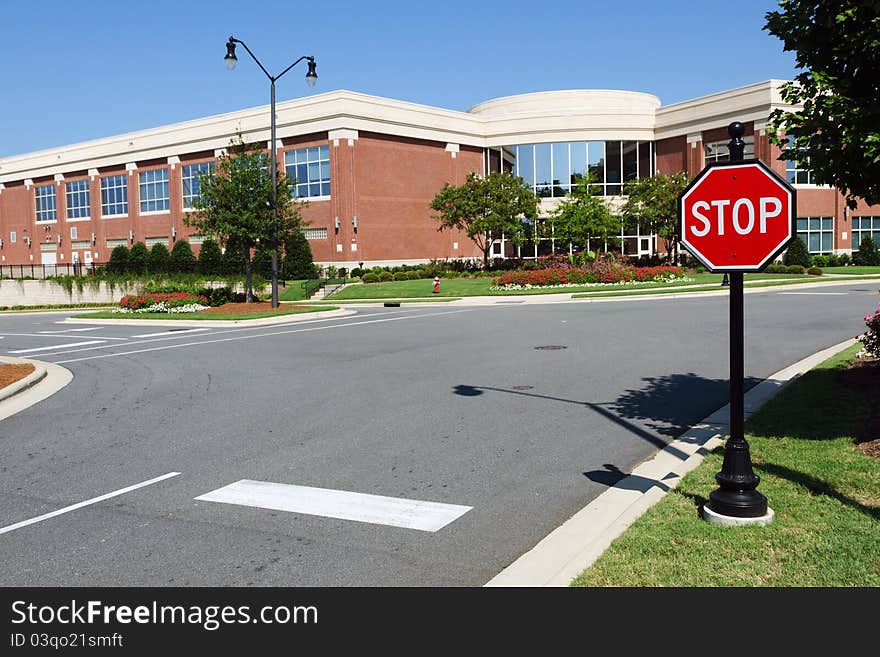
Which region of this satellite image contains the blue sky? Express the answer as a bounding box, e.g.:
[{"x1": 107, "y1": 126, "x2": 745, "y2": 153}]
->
[{"x1": 0, "y1": 0, "x2": 796, "y2": 158}]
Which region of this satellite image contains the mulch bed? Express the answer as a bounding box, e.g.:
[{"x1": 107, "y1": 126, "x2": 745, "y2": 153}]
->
[
  {"x1": 838, "y1": 355, "x2": 880, "y2": 459},
  {"x1": 0, "y1": 363, "x2": 35, "y2": 388},
  {"x1": 197, "y1": 302, "x2": 310, "y2": 315}
]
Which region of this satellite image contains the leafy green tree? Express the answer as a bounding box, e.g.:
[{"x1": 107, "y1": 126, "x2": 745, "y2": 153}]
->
[
  {"x1": 107, "y1": 244, "x2": 129, "y2": 275},
  {"x1": 170, "y1": 239, "x2": 196, "y2": 273},
  {"x1": 783, "y1": 236, "x2": 812, "y2": 267},
  {"x1": 283, "y1": 229, "x2": 316, "y2": 279},
  {"x1": 764, "y1": 1, "x2": 880, "y2": 206},
  {"x1": 251, "y1": 243, "x2": 273, "y2": 279},
  {"x1": 621, "y1": 172, "x2": 691, "y2": 263},
  {"x1": 853, "y1": 236, "x2": 880, "y2": 266},
  {"x1": 543, "y1": 176, "x2": 619, "y2": 254},
  {"x1": 186, "y1": 136, "x2": 305, "y2": 301},
  {"x1": 430, "y1": 171, "x2": 539, "y2": 269},
  {"x1": 221, "y1": 236, "x2": 246, "y2": 276},
  {"x1": 147, "y1": 242, "x2": 171, "y2": 275},
  {"x1": 127, "y1": 242, "x2": 149, "y2": 275},
  {"x1": 196, "y1": 238, "x2": 223, "y2": 276}
]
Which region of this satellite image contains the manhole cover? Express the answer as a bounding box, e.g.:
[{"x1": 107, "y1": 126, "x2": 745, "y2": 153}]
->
[
  {"x1": 534, "y1": 345, "x2": 567, "y2": 350},
  {"x1": 511, "y1": 385, "x2": 534, "y2": 390}
]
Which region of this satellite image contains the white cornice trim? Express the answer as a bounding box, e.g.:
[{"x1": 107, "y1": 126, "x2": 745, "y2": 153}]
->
[
  {"x1": 88, "y1": 168, "x2": 99, "y2": 179},
  {"x1": 167, "y1": 155, "x2": 180, "y2": 169},
  {"x1": 54, "y1": 173, "x2": 65, "y2": 183}
]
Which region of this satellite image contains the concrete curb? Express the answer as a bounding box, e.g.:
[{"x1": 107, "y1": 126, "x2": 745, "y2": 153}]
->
[
  {"x1": 60, "y1": 308, "x2": 356, "y2": 328},
  {"x1": 484, "y1": 337, "x2": 858, "y2": 587},
  {"x1": 0, "y1": 357, "x2": 73, "y2": 422},
  {"x1": 0, "y1": 357, "x2": 47, "y2": 402}
]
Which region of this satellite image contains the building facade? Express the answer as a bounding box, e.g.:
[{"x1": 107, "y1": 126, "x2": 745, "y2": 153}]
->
[{"x1": 1, "y1": 80, "x2": 877, "y2": 270}]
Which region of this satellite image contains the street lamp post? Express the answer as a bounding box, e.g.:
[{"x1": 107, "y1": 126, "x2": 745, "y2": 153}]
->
[{"x1": 224, "y1": 36, "x2": 317, "y2": 308}]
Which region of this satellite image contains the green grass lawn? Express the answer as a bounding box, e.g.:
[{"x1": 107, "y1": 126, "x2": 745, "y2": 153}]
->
[
  {"x1": 571, "y1": 344, "x2": 880, "y2": 586},
  {"x1": 278, "y1": 280, "x2": 316, "y2": 301},
  {"x1": 74, "y1": 306, "x2": 337, "y2": 321},
  {"x1": 326, "y1": 274, "x2": 810, "y2": 300},
  {"x1": 823, "y1": 266, "x2": 880, "y2": 276}
]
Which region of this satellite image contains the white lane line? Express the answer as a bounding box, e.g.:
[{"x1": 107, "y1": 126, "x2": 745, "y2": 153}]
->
[
  {"x1": 0, "y1": 472, "x2": 181, "y2": 536},
  {"x1": 0, "y1": 333, "x2": 126, "y2": 340},
  {"x1": 39, "y1": 327, "x2": 102, "y2": 333},
  {"x1": 196, "y1": 480, "x2": 472, "y2": 532},
  {"x1": 9, "y1": 340, "x2": 105, "y2": 354},
  {"x1": 778, "y1": 292, "x2": 848, "y2": 296},
  {"x1": 128, "y1": 328, "x2": 211, "y2": 339},
  {"x1": 49, "y1": 309, "x2": 475, "y2": 363}
]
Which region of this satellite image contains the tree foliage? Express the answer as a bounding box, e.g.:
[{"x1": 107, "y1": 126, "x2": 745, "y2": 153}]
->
[
  {"x1": 430, "y1": 171, "x2": 539, "y2": 268},
  {"x1": 147, "y1": 242, "x2": 170, "y2": 274},
  {"x1": 783, "y1": 236, "x2": 812, "y2": 267},
  {"x1": 196, "y1": 238, "x2": 223, "y2": 276},
  {"x1": 127, "y1": 242, "x2": 149, "y2": 275},
  {"x1": 170, "y1": 239, "x2": 196, "y2": 273},
  {"x1": 108, "y1": 245, "x2": 129, "y2": 275},
  {"x1": 764, "y1": 1, "x2": 880, "y2": 206},
  {"x1": 543, "y1": 177, "x2": 619, "y2": 252},
  {"x1": 621, "y1": 172, "x2": 691, "y2": 263},
  {"x1": 853, "y1": 236, "x2": 880, "y2": 266},
  {"x1": 185, "y1": 136, "x2": 305, "y2": 301},
  {"x1": 283, "y1": 229, "x2": 316, "y2": 279}
]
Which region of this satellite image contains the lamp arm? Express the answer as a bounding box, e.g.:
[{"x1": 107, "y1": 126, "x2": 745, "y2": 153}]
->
[
  {"x1": 276, "y1": 55, "x2": 314, "y2": 82},
  {"x1": 230, "y1": 37, "x2": 273, "y2": 80}
]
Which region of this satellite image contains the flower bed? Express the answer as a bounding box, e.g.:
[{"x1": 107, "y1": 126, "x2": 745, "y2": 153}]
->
[
  {"x1": 491, "y1": 265, "x2": 686, "y2": 289},
  {"x1": 113, "y1": 292, "x2": 210, "y2": 314}
]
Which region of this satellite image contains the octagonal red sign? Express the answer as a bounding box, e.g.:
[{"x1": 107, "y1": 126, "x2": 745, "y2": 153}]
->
[{"x1": 679, "y1": 160, "x2": 796, "y2": 272}]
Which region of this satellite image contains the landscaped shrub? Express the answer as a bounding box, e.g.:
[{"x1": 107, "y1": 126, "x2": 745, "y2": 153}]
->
[
  {"x1": 811, "y1": 254, "x2": 828, "y2": 267},
  {"x1": 837, "y1": 253, "x2": 851, "y2": 266},
  {"x1": 764, "y1": 263, "x2": 788, "y2": 273},
  {"x1": 170, "y1": 240, "x2": 197, "y2": 273},
  {"x1": 407, "y1": 271, "x2": 421, "y2": 280},
  {"x1": 115, "y1": 291, "x2": 209, "y2": 313},
  {"x1": 786, "y1": 265, "x2": 806, "y2": 274},
  {"x1": 379, "y1": 271, "x2": 394, "y2": 282},
  {"x1": 148, "y1": 242, "x2": 171, "y2": 274},
  {"x1": 362, "y1": 273, "x2": 379, "y2": 283},
  {"x1": 807, "y1": 266, "x2": 823, "y2": 276},
  {"x1": 197, "y1": 286, "x2": 235, "y2": 306},
  {"x1": 350, "y1": 268, "x2": 364, "y2": 278},
  {"x1": 283, "y1": 229, "x2": 315, "y2": 279},
  {"x1": 492, "y1": 262, "x2": 686, "y2": 289},
  {"x1": 197, "y1": 238, "x2": 224, "y2": 276},
  {"x1": 127, "y1": 242, "x2": 149, "y2": 275},
  {"x1": 853, "y1": 236, "x2": 880, "y2": 266},
  {"x1": 393, "y1": 272, "x2": 409, "y2": 281},
  {"x1": 108, "y1": 245, "x2": 129, "y2": 275},
  {"x1": 782, "y1": 237, "x2": 811, "y2": 267},
  {"x1": 858, "y1": 298, "x2": 880, "y2": 356}
]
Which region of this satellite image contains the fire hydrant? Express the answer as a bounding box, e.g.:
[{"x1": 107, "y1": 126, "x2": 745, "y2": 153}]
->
[{"x1": 433, "y1": 276, "x2": 440, "y2": 294}]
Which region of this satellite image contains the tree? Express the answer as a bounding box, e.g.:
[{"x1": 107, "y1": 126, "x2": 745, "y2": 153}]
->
[
  {"x1": 185, "y1": 136, "x2": 305, "y2": 301},
  {"x1": 170, "y1": 239, "x2": 196, "y2": 273},
  {"x1": 147, "y1": 242, "x2": 170, "y2": 275},
  {"x1": 251, "y1": 243, "x2": 273, "y2": 279},
  {"x1": 621, "y1": 172, "x2": 691, "y2": 264},
  {"x1": 764, "y1": 1, "x2": 880, "y2": 207},
  {"x1": 283, "y1": 229, "x2": 316, "y2": 279},
  {"x1": 853, "y1": 236, "x2": 880, "y2": 266},
  {"x1": 107, "y1": 244, "x2": 129, "y2": 275},
  {"x1": 196, "y1": 238, "x2": 223, "y2": 276},
  {"x1": 543, "y1": 176, "x2": 620, "y2": 254},
  {"x1": 430, "y1": 171, "x2": 539, "y2": 269},
  {"x1": 127, "y1": 242, "x2": 149, "y2": 275},
  {"x1": 783, "y1": 236, "x2": 812, "y2": 267}
]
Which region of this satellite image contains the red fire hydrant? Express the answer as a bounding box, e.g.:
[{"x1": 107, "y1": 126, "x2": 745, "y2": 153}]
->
[{"x1": 433, "y1": 276, "x2": 440, "y2": 294}]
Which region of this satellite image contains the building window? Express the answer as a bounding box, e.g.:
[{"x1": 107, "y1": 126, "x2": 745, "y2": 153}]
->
[
  {"x1": 852, "y1": 216, "x2": 880, "y2": 250},
  {"x1": 796, "y1": 216, "x2": 834, "y2": 253},
  {"x1": 786, "y1": 136, "x2": 813, "y2": 184},
  {"x1": 145, "y1": 236, "x2": 169, "y2": 247},
  {"x1": 106, "y1": 238, "x2": 128, "y2": 249},
  {"x1": 70, "y1": 227, "x2": 78, "y2": 240},
  {"x1": 101, "y1": 174, "x2": 128, "y2": 216},
  {"x1": 182, "y1": 162, "x2": 214, "y2": 208},
  {"x1": 66, "y1": 180, "x2": 91, "y2": 219},
  {"x1": 35, "y1": 184, "x2": 57, "y2": 222},
  {"x1": 188, "y1": 235, "x2": 206, "y2": 245},
  {"x1": 704, "y1": 136, "x2": 755, "y2": 164},
  {"x1": 10, "y1": 232, "x2": 16, "y2": 243},
  {"x1": 303, "y1": 227, "x2": 328, "y2": 240},
  {"x1": 139, "y1": 168, "x2": 170, "y2": 212},
  {"x1": 285, "y1": 146, "x2": 330, "y2": 198}
]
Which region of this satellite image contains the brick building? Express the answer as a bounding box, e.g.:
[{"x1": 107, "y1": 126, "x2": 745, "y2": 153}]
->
[{"x1": 1, "y1": 80, "x2": 877, "y2": 271}]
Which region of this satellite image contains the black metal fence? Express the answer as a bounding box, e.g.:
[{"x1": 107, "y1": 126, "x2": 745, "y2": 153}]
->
[{"x1": 0, "y1": 263, "x2": 106, "y2": 279}]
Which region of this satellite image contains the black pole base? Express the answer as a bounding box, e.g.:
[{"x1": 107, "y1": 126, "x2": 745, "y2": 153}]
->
[{"x1": 708, "y1": 487, "x2": 768, "y2": 518}]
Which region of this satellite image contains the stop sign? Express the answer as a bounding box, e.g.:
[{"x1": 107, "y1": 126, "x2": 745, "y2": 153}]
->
[{"x1": 679, "y1": 161, "x2": 796, "y2": 272}]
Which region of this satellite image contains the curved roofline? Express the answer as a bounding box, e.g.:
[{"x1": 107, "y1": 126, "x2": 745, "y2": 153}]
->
[{"x1": 468, "y1": 89, "x2": 662, "y2": 114}]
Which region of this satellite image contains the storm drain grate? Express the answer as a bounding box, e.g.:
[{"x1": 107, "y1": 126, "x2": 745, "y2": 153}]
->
[{"x1": 534, "y1": 345, "x2": 567, "y2": 350}]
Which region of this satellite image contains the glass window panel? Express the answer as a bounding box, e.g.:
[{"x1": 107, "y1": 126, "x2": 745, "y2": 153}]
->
[
  {"x1": 809, "y1": 217, "x2": 820, "y2": 230},
  {"x1": 638, "y1": 142, "x2": 652, "y2": 178},
  {"x1": 534, "y1": 143, "x2": 551, "y2": 191},
  {"x1": 552, "y1": 143, "x2": 569, "y2": 189},
  {"x1": 569, "y1": 142, "x2": 586, "y2": 185},
  {"x1": 622, "y1": 141, "x2": 638, "y2": 182},
  {"x1": 808, "y1": 233, "x2": 820, "y2": 251},
  {"x1": 605, "y1": 141, "x2": 621, "y2": 184},
  {"x1": 874, "y1": 217, "x2": 880, "y2": 229},
  {"x1": 822, "y1": 217, "x2": 833, "y2": 230},
  {"x1": 517, "y1": 145, "x2": 534, "y2": 186},
  {"x1": 796, "y1": 218, "x2": 808, "y2": 231},
  {"x1": 853, "y1": 234, "x2": 861, "y2": 249},
  {"x1": 797, "y1": 231, "x2": 808, "y2": 245},
  {"x1": 821, "y1": 233, "x2": 833, "y2": 252},
  {"x1": 588, "y1": 142, "x2": 604, "y2": 183},
  {"x1": 321, "y1": 182, "x2": 330, "y2": 196},
  {"x1": 606, "y1": 184, "x2": 622, "y2": 196}
]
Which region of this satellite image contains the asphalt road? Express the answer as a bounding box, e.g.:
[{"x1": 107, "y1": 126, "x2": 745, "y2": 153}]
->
[{"x1": 0, "y1": 282, "x2": 876, "y2": 586}]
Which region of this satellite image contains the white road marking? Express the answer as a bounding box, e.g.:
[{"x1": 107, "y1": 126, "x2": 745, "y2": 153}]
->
[
  {"x1": 195, "y1": 480, "x2": 472, "y2": 532},
  {"x1": 47, "y1": 309, "x2": 475, "y2": 363},
  {"x1": 39, "y1": 327, "x2": 102, "y2": 333},
  {"x1": 778, "y1": 292, "x2": 848, "y2": 296},
  {"x1": 128, "y1": 328, "x2": 211, "y2": 338},
  {"x1": 0, "y1": 472, "x2": 181, "y2": 536},
  {"x1": 9, "y1": 340, "x2": 105, "y2": 354},
  {"x1": 0, "y1": 333, "x2": 126, "y2": 340}
]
